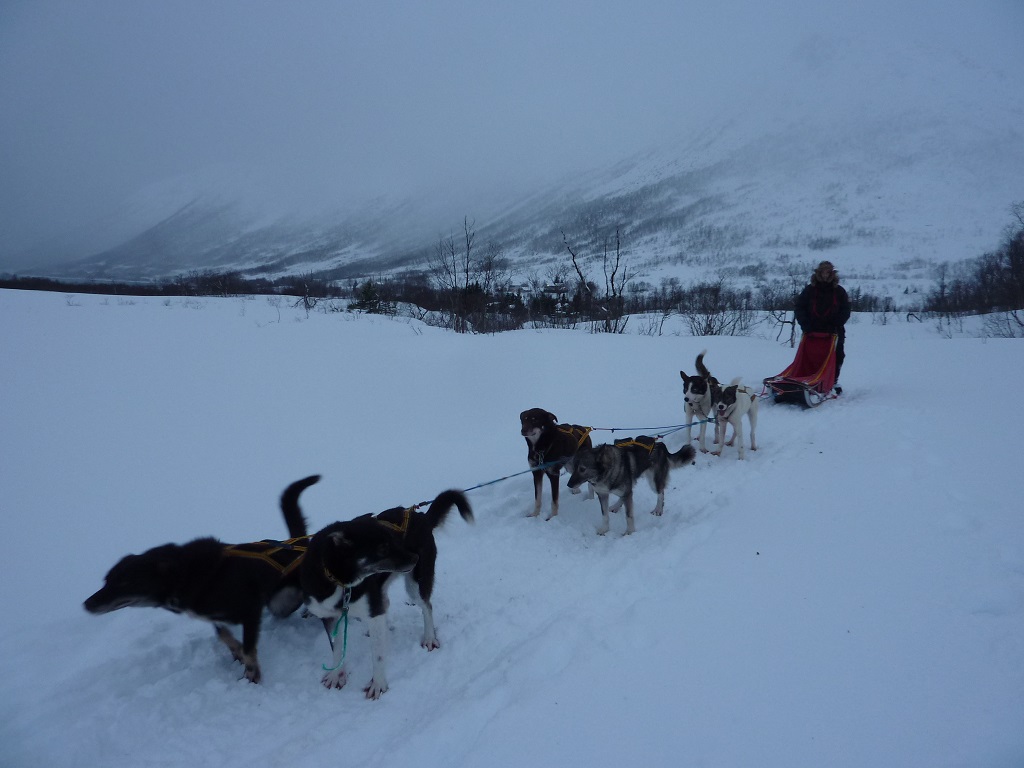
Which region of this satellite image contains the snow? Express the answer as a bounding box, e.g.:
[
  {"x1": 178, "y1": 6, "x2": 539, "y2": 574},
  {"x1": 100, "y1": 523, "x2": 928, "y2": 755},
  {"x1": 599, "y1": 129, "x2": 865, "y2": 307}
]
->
[{"x1": 2, "y1": 289, "x2": 1022, "y2": 768}]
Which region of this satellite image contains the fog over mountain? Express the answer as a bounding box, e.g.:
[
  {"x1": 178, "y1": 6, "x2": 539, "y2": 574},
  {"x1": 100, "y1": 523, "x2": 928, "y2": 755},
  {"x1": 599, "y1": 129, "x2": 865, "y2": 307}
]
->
[{"x1": 1, "y1": 1, "x2": 1022, "y2": 293}]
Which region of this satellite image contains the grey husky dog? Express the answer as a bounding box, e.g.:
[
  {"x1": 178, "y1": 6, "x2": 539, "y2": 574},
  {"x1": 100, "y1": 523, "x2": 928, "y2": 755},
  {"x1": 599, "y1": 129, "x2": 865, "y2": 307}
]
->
[{"x1": 567, "y1": 436, "x2": 696, "y2": 535}]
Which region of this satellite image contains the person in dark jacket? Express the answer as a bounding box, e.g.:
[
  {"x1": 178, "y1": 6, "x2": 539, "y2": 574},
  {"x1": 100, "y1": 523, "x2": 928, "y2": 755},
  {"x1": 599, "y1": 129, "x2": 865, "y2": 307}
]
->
[{"x1": 794, "y1": 260, "x2": 851, "y2": 391}]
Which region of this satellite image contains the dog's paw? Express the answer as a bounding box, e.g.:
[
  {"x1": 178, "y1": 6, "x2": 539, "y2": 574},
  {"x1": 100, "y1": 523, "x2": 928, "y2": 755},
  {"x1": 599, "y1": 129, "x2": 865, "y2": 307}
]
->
[
  {"x1": 596, "y1": 525, "x2": 609, "y2": 536},
  {"x1": 421, "y1": 636, "x2": 441, "y2": 651},
  {"x1": 364, "y1": 679, "x2": 389, "y2": 699},
  {"x1": 321, "y1": 668, "x2": 348, "y2": 690},
  {"x1": 526, "y1": 510, "x2": 540, "y2": 518},
  {"x1": 243, "y1": 664, "x2": 261, "y2": 684}
]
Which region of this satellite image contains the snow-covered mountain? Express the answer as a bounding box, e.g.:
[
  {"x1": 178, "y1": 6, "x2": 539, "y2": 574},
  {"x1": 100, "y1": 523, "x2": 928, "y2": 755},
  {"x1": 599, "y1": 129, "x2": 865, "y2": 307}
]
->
[{"x1": 10, "y1": 33, "x2": 1024, "y2": 300}]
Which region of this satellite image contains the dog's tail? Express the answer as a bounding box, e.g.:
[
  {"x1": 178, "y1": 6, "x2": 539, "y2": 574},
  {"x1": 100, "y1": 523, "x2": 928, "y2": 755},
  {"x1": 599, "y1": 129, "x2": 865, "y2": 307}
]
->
[
  {"x1": 280, "y1": 474, "x2": 321, "y2": 538},
  {"x1": 695, "y1": 349, "x2": 711, "y2": 379},
  {"x1": 423, "y1": 489, "x2": 474, "y2": 529},
  {"x1": 667, "y1": 444, "x2": 697, "y2": 468}
]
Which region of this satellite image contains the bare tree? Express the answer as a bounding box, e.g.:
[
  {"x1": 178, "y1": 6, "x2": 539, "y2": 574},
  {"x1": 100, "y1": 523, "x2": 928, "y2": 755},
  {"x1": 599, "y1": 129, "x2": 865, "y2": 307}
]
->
[
  {"x1": 428, "y1": 217, "x2": 476, "y2": 332},
  {"x1": 562, "y1": 226, "x2": 639, "y2": 333}
]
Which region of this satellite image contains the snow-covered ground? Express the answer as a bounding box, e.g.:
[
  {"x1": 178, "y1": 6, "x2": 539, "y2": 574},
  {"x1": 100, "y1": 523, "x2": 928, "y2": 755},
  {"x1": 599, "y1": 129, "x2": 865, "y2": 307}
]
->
[{"x1": 2, "y1": 289, "x2": 1022, "y2": 768}]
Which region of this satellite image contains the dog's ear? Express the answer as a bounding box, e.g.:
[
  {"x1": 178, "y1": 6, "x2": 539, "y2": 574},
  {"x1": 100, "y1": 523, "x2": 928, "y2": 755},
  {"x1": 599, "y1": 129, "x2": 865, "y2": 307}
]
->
[
  {"x1": 679, "y1": 371, "x2": 688, "y2": 381},
  {"x1": 546, "y1": 411, "x2": 558, "y2": 423},
  {"x1": 329, "y1": 531, "x2": 351, "y2": 549},
  {"x1": 519, "y1": 410, "x2": 528, "y2": 421}
]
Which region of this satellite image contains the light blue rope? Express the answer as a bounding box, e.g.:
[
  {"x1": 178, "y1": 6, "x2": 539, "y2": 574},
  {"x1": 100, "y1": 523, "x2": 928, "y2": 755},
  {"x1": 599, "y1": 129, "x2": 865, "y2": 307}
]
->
[{"x1": 322, "y1": 588, "x2": 351, "y2": 672}]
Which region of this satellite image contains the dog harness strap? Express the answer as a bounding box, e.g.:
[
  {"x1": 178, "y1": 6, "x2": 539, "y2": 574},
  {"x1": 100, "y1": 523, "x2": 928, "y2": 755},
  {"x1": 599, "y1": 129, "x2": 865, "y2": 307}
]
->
[
  {"x1": 223, "y1": 536, "x2": 310, "y2": 573},
  {"x1": 557, "y1": 424, "x2": 593, "y2": 449},
  {"x1": 374, "y1": 505, "x2": 413, "y2": 536},
  {"x1": 614, "y1": 437, "x2": 657, "y2": 452}
]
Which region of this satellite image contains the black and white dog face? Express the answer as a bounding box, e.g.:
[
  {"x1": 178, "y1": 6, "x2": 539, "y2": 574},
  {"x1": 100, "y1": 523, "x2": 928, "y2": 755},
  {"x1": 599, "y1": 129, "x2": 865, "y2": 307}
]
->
[{"x1": 680, "y1": 372, "x2": 713, "y2": 407}]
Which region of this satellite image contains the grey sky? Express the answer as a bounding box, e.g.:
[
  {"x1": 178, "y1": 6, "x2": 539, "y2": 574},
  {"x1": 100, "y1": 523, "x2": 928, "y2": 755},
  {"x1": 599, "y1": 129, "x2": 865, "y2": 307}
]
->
[{"x1": 1, "y1": 0, "x2": 1021, "y2": 265}]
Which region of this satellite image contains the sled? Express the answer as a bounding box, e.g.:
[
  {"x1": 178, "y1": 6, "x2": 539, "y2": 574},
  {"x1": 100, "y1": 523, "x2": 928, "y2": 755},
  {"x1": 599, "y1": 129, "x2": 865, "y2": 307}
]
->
[{"x1": 762, "y1": 332, "x2": 839, "y2": 408}]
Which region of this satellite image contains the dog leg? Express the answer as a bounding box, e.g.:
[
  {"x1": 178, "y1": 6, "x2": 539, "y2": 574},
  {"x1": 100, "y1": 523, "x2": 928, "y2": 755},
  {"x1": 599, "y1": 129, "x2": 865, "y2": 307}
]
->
[
  {"x1": 749, "y1": 399, "x2": 759, "y2": 452},
  {"x1": 710, "y1": 420, "x2": 724, "y2": 456},
  {"x1": 596, "y1": 493, "x2": 611, "y2": 536},
  {"x1": 405, "y1": 573, "x2": 440, "y2": 650},
  {"x1": 651, "y1": 490, "x2": 665, "y2": 517},
  {"x1": 734, "y1": 417, "x2": 746, "y2": 460},
  {"x1": 321, "y1": 617, "x2": 350, "y2": 690},
  {"x1": 528, "y1": 470, "x2": 543, "y2": 517},
  {"x1": 624, "y1": 494, "x2": 636, "y2": 535},
  {"x1": 698, "y1": 419, "x2": 710, "y2": 453},
  {"x1": 215, "y1": 623, "x2": 262, "y2": 684},
  {"x1": 364, "y1": 613, "x2": 390, "y2": 699},
  {"x1": 546, "y1": 470, "x2": 560, "y2": 520}
]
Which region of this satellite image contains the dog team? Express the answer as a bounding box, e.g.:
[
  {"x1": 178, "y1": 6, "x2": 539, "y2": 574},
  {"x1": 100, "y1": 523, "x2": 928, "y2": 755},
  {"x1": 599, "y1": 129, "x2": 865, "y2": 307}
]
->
[{"x1": 84, "y1": 350, "x2": 757, "y2": 697}]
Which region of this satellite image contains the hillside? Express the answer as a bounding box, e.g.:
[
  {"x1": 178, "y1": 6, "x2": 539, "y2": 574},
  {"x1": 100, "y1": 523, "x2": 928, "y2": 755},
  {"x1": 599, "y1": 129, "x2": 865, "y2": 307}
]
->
[{"x1": 9, "y1": 29, "x2": 1022, "y2": 305}]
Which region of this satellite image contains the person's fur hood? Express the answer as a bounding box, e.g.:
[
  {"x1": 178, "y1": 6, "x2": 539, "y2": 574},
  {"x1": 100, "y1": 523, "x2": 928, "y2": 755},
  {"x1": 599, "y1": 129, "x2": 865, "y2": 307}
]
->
[{"x1": 810, "y1": 260, "x2": 840, "y2": 286}]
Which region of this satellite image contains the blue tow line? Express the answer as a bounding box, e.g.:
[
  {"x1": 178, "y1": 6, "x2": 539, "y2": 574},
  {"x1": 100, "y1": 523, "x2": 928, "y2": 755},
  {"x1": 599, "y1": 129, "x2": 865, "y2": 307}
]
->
[{"x1": 322, "y1": 587, "x2": 351, "y2": 672}]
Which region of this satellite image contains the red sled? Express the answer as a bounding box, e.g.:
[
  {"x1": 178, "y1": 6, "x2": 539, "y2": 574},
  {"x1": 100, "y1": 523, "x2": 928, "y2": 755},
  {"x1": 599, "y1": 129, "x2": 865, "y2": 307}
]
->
[{"x1": 762, "y1": 332, "x2": 839, "y2": 408}]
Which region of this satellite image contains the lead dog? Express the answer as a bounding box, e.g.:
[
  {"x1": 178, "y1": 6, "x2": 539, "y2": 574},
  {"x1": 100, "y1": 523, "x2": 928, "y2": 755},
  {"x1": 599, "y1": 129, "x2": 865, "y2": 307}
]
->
[
  {"x1": 680, "y1": 350, "x2": 722, "y2": 453},
  {"x1": 712, "y1": 377, "x2": 759, "y2": 459},
  {"x1": 83, "y1": 474, "x2": 320, "y2": 683},
  {"x1": 567, "y1": 436, "x2": 696, "y2": 535},
  {"x1": 520, "y1": 408, "x2": 593, "y2": 520},
  {"x1": 292, "y1": 486, "x2": 473, "y2": 699}
]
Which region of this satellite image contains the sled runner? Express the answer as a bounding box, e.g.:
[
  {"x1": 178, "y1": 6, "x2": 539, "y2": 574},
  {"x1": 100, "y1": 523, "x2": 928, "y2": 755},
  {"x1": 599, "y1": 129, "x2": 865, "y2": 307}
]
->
[{"x1": 763, "y1": 332, "x2": 839, "y2": 408}]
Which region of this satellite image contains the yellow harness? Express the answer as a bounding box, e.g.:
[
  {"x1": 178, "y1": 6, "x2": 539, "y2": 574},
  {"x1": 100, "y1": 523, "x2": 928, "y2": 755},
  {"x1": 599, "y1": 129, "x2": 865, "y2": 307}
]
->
[
  {"x1": 613, "y1": 435, "x2": 658, "y2": 453},
  {"x1": 558, "y1": 424, "x2": 593, "y2": 449},
  {"x1": 374, "y1": 505, "x2": 415, "y2": 536},
  {"x1": 223, "y1": 536, "x2": 309, "y2": 576}
]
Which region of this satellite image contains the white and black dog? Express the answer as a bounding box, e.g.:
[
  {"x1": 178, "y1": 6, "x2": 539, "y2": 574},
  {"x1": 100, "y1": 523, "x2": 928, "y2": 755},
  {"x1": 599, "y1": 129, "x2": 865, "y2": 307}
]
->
[
  {"x1": 567, "y1": 436, "x2": 696, "y2": 535},
  {"x1": 680, "y1": 350, "x2": 722, "y2": 453},
  {"x1": 83, "y1": 475, "x2": 320, "y2": 683},
  {"x1": 290, "y1": 485, "x2": 473, "y2": 699},
  {"x1": 712, "y1": 377, "x2": 759, "y2": 460}
]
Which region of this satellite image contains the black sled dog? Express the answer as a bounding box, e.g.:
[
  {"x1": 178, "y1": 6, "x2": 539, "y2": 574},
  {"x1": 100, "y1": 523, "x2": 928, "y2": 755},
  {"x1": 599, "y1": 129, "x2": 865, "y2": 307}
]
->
[
  {"x1": 83, "y1": 475, "x2": 320, "y2": 683},
  {"x1": 567, "y1": 437, "x2": 696, "y2": 535},
  {"x1": 292, "y1": 487, "x2": 474, "y2": 699},
  {"x1": 520, "y1": 407, "x2": 593, "y2": 520}
]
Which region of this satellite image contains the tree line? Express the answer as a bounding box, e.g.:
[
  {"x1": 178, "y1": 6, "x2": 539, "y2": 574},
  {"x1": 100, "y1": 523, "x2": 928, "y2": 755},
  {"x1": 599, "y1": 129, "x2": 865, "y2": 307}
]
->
[{"x1": 4, "y1": 204, "x2": 1021, "y2": 336}]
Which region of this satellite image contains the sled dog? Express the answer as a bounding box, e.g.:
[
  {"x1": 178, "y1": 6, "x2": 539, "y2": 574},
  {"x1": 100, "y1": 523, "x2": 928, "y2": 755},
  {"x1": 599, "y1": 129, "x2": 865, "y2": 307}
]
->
[
  {"x1": 712, "y1": 377, "x2": 759, "y2": 460},
  {"x1": 294, "y1": 488, "x2": 473, "y2": 699},
  {"x1": 520, "y1": 408, "x2": 593, "y2": 520},
  {"x1": 680, "y1": 350, "x2": 722, "y2": 453},
  {"x1": 83, "y1": 475, "x2": 320, "y2": 683},
  {"x1": 567, "y1": 436, "x2": 696, "y2": 535}
]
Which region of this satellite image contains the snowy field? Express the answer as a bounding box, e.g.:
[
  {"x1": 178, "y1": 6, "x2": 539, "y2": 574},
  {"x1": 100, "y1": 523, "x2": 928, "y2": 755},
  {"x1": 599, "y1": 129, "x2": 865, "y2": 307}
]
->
[{"x1": 1, "y1": 289, "x2": 1022, "y2": 768}]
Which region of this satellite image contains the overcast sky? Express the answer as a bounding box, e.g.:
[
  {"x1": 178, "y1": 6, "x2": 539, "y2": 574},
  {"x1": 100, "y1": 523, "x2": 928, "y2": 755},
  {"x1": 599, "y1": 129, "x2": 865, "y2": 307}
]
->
[{"x1": 1, "y1": 0, "x2": 1021, "y2": 264}]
